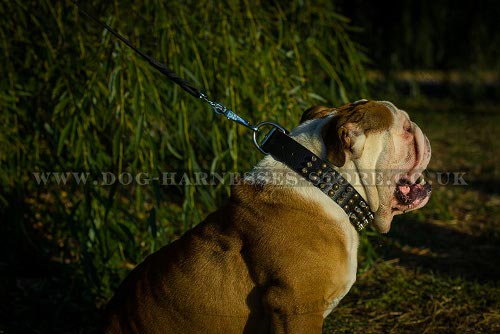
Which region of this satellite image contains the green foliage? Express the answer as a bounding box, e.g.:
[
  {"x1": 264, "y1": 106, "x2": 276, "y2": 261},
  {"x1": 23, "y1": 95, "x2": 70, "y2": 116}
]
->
[{"x1": 0, "y1": 0, "x2": 368, "y2": 307}]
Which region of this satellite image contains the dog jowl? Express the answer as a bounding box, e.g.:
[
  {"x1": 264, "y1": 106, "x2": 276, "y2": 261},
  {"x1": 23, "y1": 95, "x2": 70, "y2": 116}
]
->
[{"x1": 103, "y1": 100, "x2": 431, "y2": 334}]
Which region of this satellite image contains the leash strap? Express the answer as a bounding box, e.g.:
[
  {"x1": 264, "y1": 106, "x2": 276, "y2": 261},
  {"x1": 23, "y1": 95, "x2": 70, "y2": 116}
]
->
[{"x1": 261, "y1": 129, "x2": 374, "y2": 231}]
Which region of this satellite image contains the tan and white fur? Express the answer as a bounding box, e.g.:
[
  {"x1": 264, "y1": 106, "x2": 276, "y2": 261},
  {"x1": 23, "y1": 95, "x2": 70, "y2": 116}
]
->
[{"x1": 103, "y1": 100, "x2": 431, "y2": 333}]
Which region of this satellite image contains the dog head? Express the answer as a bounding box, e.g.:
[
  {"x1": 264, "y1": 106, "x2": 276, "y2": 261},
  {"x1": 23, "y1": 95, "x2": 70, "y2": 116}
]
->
[{"x1": 296, "y1": 100, "x2": 432, "y2": 233}]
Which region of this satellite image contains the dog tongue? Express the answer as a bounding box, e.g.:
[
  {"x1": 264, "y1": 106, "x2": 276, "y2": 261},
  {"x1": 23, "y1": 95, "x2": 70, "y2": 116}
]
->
[{"x1": 398, "y1": 184, "x2": 411, "y2": 195}]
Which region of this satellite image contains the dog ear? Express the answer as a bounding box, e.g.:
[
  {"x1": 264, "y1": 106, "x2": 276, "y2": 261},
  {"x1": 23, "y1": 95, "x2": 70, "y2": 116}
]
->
[
  {"x1": 321, "y1": 101, "x2": 394, "y2": 167},
  {"x1": 300, "y1": 106, "x2": 335, "y2": 123},
  {"x1": 321, "y1": 118, "x2": 359, "y2": 167}
]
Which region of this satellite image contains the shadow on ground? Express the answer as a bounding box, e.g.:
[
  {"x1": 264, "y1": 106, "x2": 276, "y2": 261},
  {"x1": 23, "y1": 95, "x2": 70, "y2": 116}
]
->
[
  {"x1": 469, "y1": 179, "x2": 500, "y2": 196},
  {"x1": 378, "y1": 218, "x2": 500, "y2": 282}
]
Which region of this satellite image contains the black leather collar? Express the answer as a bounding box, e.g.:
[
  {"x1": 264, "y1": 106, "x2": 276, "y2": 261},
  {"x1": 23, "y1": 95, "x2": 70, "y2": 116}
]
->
[{"x1": 261, "y1": 128, "x2": 374, "y2": 232}]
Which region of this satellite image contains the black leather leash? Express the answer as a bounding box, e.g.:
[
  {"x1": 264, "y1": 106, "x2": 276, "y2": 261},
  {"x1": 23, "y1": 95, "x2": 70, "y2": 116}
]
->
[{"x1": 73, "y1": 2, "x2": 374, "y2": 231}]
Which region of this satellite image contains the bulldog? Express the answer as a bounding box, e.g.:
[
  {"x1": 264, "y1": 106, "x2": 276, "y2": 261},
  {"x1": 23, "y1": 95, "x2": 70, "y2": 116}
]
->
[{"x1": 103, "y1": 100, "x2": 431, "y2": 333}]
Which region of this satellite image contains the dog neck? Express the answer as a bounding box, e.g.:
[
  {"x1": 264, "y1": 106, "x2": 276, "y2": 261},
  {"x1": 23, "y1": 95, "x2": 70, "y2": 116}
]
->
[
  {"x1": 244, "y1": 117, "x2": 376, "y2": 232},
  {"x1": 288, "y1": 117, "x2": 372, "y2": 204}
]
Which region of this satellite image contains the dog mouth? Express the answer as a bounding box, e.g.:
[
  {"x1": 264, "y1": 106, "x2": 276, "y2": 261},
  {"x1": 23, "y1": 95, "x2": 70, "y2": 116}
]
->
[{"x1": 393, "y1": 175, "x2": 432, "y2": 212}]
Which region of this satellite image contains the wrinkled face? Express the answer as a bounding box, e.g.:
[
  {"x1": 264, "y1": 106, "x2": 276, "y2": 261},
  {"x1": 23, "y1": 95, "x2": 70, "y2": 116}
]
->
[
  {"x1": 374, "y1": 101, "x2": 432, "y2": 232},
  {"x1": 300, "y1": 100, "x2": 432, "y2": 233}
]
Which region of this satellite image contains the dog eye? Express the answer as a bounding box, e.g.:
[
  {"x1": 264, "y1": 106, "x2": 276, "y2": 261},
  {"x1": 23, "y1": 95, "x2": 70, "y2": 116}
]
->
[{"x1": 403, "y1": 120, "x2": 412, "y2": 133}]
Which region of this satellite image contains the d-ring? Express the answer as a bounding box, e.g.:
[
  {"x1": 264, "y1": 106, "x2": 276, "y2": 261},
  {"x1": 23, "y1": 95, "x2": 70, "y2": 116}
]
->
[{"x1": 252, "y1": 122, "x2": 287, "y2": 155}]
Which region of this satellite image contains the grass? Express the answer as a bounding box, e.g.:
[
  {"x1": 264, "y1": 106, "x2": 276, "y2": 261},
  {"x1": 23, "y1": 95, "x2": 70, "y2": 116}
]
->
[
  {"x1": 1, "y1": 0, "x2": 499, "y2": 333},
  {"x1": 324, "y1": 261, "x2": 500, "y2": 333}
]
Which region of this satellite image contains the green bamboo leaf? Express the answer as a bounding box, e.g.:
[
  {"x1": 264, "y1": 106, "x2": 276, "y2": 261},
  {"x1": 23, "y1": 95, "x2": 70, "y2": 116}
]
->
[
  {"x1": 134, "y1": 113, "x2": 144, "y2": 153},
  {"x1": 117, "y1": 222, "x2": 135, "y2": 243},
  {"x1": 53, "y1": 93, "x2": 69, "y2": 117},
  {"x1": 108, "y1": 66, "x2": 121, "y2": 102},
  {"x1": 112, "y1": 126, "x2": 122, "y2": 163},
  {"x1": 57, "y1": 119, "x2": 72, "y2": 155},
  {"x1": 147, "y1": 207, "x2": 157, "y2": 239},
  {"x1": 164, "y1": 139, "x2": 183, "y2": 160},
  {"x1": 307, "y1": 92, "x2": 327, "y2": 102}
]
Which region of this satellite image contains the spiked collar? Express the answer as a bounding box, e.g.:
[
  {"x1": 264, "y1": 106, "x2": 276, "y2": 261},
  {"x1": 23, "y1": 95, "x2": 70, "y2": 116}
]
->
[{"x1": 260, "y1": 128, "x2": 375, "y2": 232}]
